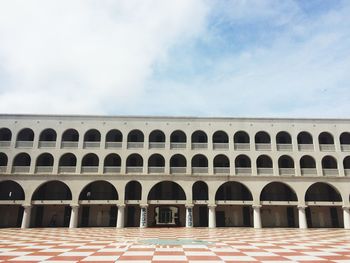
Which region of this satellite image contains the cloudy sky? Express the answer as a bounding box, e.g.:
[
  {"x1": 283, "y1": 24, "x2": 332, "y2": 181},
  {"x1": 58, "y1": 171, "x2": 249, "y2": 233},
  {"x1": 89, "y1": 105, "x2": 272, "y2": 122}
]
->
[{"x1": 0, "y1": 0, "x2": 349, "y2": 117}]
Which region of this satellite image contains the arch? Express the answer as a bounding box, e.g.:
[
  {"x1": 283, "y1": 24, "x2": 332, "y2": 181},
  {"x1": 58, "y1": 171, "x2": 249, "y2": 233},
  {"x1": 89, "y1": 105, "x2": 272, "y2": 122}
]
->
[
  {"x1": 39, "y1": 128, "x2": 57, "y2": 141},
  {"x1": 257, "y1": 155, "x2": 272, "y2": 168},
  {"x1": 235, "y1": 155, "x2": 251, "y2": 167},
  {"x1": 340, "y1": 132, "x2": 350, "y2": 145},
  {"x1": 297, "y1": 131, "x2": 313, "y2": 144},
  {"x1": 0, "y1": 128, "x2": 12, "y2": 141},
  {"x1": 36, "y1": 153, "x2": 54, "y2": 166},
  {"x1": 255, "y1": 131, "x2": 271, "y2": 144},
  {"x1": 0, "y1": 152, "x2": 8, "y2": 166},
  {"x1": 126, "y1": 153, "x2": 143, "y2": 167},
  {"x1": 62, "y1": 129, "x2": 79, "y2": 141},
  {"x1": 170, "y1": 154, "x2": 187, "y2": 167},
  {"x1": 59, "y1": 153, "x2": 77, "y2": 166},
  {"x1": 305, "y1": 182, "x2": 342, "y2": 202},
  {"x1": 260, "y1": 182, "x2": 297, "y2": 201},
  {"x1": 276, "y1": 131, "x2": 292, "y2": 144},
  {"x1": 278, "y1": 155, "x2": 294, "y2": 168},
  {"x1": 213, "y1": 131, "x2": 228, "y2": 143},
  {"x1": 215, "y1": 181, "x2": 253, "y2": 200},
  {"x1": 13, "y1": 153, "x2": 31, "y2": 166},
  {"x1": 149, "y1": 130, "x2": 165, "y2": 142},
  {"x1": 32, "y1": 181, "x2": 72, "y2": 200},
  {"x1": 104, "y1": 153, "x2": 121, "y2": 167},
  {"x1": 79, "y1": 180, "x2": 118, "y2": 200},
  {"x1": 191, "y1": 154, "x2": 208, "y2": 167},
  {"x1": 82, "y1": 153, "x2": 99, "y2": 166},
  {"x1": 343, "y1": 156, "x2": 350, "y2": 169},
  {"x1": 84, "y1": 129, "x2": 101, "y2": 142},
  {"x1": 322, "y1": 155, "x2": 337, "y2": 169},
  {"x1": 125, "y1": 180, "x2": 142, "y2": 200},
  {"x1": 127, "y1": 129, "x2": 144, "y2": 142},
  {"x1": 106, "y1": 129, "x2": 122, "y2": 142},
  {"x1": 17, "y1": 128, "x2": 34, "y2": 141},
  {"x1": 319, "y1": 132, "x2": 334, "y2": 144},
  {"x1": 192, "y1": 181, "x2": 208, "y2": 200},
  {"x1": 147, "y1": 181, "x2": 186, "y2": 200},
  {"x1": 300, "y1": 155, "x2": 316, "y2": 168},
  {"x1": 170, "y1": 130, "x2": 186, "y2": 143},
  {"x1": 0, "y1": 180, "x2": 25, "y2": 200},
  {"x1": 191, "y1": 130, "x2": 207, "y2": 143},
  {"x1": 234, "y1": 131, "x2": 249, "y2": 143},
  {"x1": 213, "y1": 154, "x2": 230, "y2": 167},
  {"x1": 148, "y1": 154, "x2": 165, "y2": 167}
]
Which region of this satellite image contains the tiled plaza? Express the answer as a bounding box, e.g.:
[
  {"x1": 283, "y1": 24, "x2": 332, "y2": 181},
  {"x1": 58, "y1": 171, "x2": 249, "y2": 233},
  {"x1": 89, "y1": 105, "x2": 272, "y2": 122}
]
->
[{"x1": 0, "y1": 228, "x2": 350, "y2": 262}]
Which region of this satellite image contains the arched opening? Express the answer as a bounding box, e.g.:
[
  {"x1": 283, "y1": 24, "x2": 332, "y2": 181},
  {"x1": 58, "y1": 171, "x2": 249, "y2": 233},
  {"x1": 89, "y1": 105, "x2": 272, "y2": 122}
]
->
[
  {"x1": 192, "y1": 181, "x2": 208, "y2": 227},
  {"x1": 127, "y1": 129, "x2": 144, "y2": 148},
  {"x1": 149, "y1": 130, "x2": 165, "y2": 148},
  {"x1": 79, "y1": 181, "x2": 118, "y2": 227},
  {"x1": 36, "y1": 153, "x2": 54, "y2": 173},
  {"x1": 260, "y1": 182, "x2": 298, "y2": 228},
  {"x1": 148, "y1": 154, "x2": 165, "y2": 173},
  {"x1": 58, "y1": 153, "x2": 77, "y2": 173},
  {"x1": 276, "y1": 131, "x2": 292, "y2": 144},
  {"x1": 322, "y1": 155, "x2": 338, "y2": 175},
  {"x1": 340, "y1": 132, "x2": 350, "y2": 146},
  {"x1": 105, "y1": 129, "x2": 123, "y2": 148},
  {"x1": 16, "y1": 128, "x2": 34, "y2": 147},
  {"x1": 255, "y1": 131, "x2": 271, "y2": 150},
  {"x1": 125, "y1": 181, "x2": 142, "y2": 227},
  {"x1": 305, "y1": 183, "x2": 343, "y2": 228},
  {"x1": 319, "y1": 132, "x2": 335, "y2": 151},
  {"x1": 300, "y1": 155, "x2": 316, "y2": 176},
  {"x1": 213, "y1": 154, "x2": 230, "y2": 174},
  {"x1": 83, "y1": 129, "x2": 101, "y2": 148},
  {"x1": 0, "y1": 128, "x2": 12, "y2": 141},
  {"x1": 81, "y1": 153, "x2": 99, "y2": 173},
  {"x1": 61, "y1": 129, "x2": 79, "y2": 148},
  {"x1": 257, "y1": 155, "x2": 273, "y2": 175},
  {"x1": 31, "y1": 181, "x2": 72, "y2": 228},
  {"x1": 12, "y1": 153, "x2": 31, "y2": 173},
  {"x1": 0, "y1": 152, "x2": 8, "y2": 173},
  {"x1": 0, "y1": 180, "x2": 24, "y2": 228},
  {"x1": 278, "y1": 155, "x2": 295, "y2": 175},
  {"x1": 126, "y1": 154, "x2": 143, "y2": 173},
  {"x1": 170, "y1": 154, "x2": 186, "y2": 174},
  {"x1": 215, "y1": 182, "x2": 253, "y2": 227},
  {"x1": 104, "y1": 154, "x2": 121, "y2": 173},
  {"x1": 235, "y1": 154, "x2": 251, "y2": 175},
  {"x1": 297, "y1": 131, "x2": 313, "y2": 151},
  {"x1": 191, "y1": 154, "x2": 208, "y2": 174},
  {"x1": 147, "y1": 181, "x2": 186, "y2": 227},
  {"x1": 39, "y1": 129, "x2": 57, "y2": 142},
  {"x1": 170, "y1": 130, "x2": 186, "y2": 143},
  {"x1": 234, "y1": 131, "x2": 250, "y2": 143},
  {"x1": 343, "y1": 156, "x2": 350, "y2": 176},
  {"x1": 191, "y1": 130, "x2": 207, "y2": 149},
  {"x1": 213, "y1": 131, "x2": 228, "y2": 149}
]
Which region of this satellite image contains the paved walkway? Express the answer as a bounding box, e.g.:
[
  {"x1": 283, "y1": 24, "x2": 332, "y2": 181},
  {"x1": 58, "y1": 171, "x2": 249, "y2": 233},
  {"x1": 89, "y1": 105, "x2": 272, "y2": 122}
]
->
[{"x1": 0, "y1": 228, "x2": 350, "y2": 262}]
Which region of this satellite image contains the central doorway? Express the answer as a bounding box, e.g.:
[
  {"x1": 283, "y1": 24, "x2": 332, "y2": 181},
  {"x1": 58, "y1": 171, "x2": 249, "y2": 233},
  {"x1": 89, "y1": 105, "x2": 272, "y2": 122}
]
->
[{"x1": 155, "y1": 206, "x2": 179, "y2": 225}]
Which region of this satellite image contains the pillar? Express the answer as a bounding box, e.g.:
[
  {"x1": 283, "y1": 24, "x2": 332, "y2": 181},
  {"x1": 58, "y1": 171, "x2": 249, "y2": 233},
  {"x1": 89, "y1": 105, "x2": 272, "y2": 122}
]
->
[
  {"x1": 343, "y1": 206, "x2": 350, "y2": 229},
  {"x1": 116, "y1": 204, "x2": 125, "y2": 228},
  {"x1": 186, "y1": 205, "x2": 193, "y2": 228},
  {"x1": 298, "y1": 206, "x2": 308, "y2": 229},
  {"x1": 208, "y1": 205, "x2": 216, "y2": 228},
  {"x1": 253, "y1": 205, "x2": 262, "y2": 229},
  {"x1": 69, "y1": 204, "x2": 79, "y2": 228},
  {"x1": 21, "y1": 205, "x2": 32, "y2": 229},
  {"x1": 139, "y1": 204, "x2": 148, "y2": 228}
]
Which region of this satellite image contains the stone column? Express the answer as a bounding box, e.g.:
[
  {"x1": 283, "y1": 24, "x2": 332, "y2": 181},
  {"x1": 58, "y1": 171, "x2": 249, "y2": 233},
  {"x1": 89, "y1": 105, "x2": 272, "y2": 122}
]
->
[
  {"x1": 185, "y1": 205, "x2": 194, "y2": 228},
  {"x1": 69, "y1": 204, "x2": 79, "y2": 228},
  {"x1": 21, "y1": 205, "x2": 32, "y2": 229},
  {"x1": 116, "y1": 204, "x2": 125, "y2": 228},
  {"x1": 298, "y1": 206, "x2": 308, "y2": 229},
  {"x1": 139, "y1": 204, "x2": 148, "y2": 228},
  {"x1": 208, "y1": 205, "x2": 216, "y2": 228},
  {"x1": 343, "y1": 206, "x2": 350, "y2": 229},
  {"x1": 253, "y1": 205, "x2": 262, "y2": 229}
]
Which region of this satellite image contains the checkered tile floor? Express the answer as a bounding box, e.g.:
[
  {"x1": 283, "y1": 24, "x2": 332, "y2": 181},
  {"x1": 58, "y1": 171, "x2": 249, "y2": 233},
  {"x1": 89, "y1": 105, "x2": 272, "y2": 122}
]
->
[{"x1": 0, "y1": 228, "x2": 350, "y2": 262}]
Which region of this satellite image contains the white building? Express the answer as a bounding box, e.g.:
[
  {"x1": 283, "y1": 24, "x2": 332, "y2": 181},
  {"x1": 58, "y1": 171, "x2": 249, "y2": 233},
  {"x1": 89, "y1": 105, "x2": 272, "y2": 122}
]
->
[{"x1": 0, "y1": 114, "x2": 350, "y2": 229}]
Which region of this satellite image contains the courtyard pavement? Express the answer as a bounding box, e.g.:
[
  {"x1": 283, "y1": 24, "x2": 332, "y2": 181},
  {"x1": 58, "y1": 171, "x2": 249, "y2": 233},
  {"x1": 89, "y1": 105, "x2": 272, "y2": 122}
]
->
[{"x1": 0, "y1": 228, "x2": 350, "y2": 262}]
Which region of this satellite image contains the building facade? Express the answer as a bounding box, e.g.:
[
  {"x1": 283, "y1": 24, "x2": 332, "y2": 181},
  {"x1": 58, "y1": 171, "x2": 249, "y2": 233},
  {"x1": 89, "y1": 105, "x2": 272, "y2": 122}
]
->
[{"x1": 0, "y1": 114, "x2": 350, "y2": 229}]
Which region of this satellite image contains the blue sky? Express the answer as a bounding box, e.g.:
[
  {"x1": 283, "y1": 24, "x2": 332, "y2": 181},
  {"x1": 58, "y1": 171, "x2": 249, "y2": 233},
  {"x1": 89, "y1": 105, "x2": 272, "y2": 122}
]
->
[{"x1": 0, "y1": 0, "x2": 349, "y2": 117}]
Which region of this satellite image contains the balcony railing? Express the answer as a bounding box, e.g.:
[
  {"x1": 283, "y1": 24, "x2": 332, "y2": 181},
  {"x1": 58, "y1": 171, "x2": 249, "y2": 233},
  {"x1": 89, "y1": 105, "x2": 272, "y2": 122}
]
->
[
  {"x1": 341, "y1": 144, "x2": 350, "y2": 151},
  {"x1": 279, "y1": 168, "x2": 295, "y2": 176},
  {"x1": 301, "y1": 168, "x2": 317, "y2": 176},
  {"x1": 257, "y1": 167, "x2": 273, "y2": 175},
  {"x1": 235, "y1": 167, "x2": 252, "y2": 175},
  {"x1": 38, "y1": 141, "x2": 56, "y2": 148},
  {"x1": 15, "y1": 141, "x2": 33, "y2": 148},
  {"x1": 234, "y1": 143, "x2": 250, "y2": 151},
  {"x1": 213, "y1": 143, "x2": 229, "y2": 150},
  {"x1": 255, "y1": 143, "x2": 271, "y2": 151},
  {"x1": 149, "y1": 142, "x2": 165, "y2": 149},
  {"x1": 0, "y1": 166, "x2": 6, "y2": 173},
  {"x1": 61, "y1": 141, "x2": 78, "y2": 148},
  {"x1": 35, "y1": 166, "x2": 53, "y2": 173},
  {"x1": 0, "y1": 141, "x2": 11, "y2": 148},
  {"x1": 345, "y1": 169, "x2": 350, "y2": 176},
  {"x1": 83, "y1": 142, "x2": 100, "y2": 148},
  {"x1": 192, "y1": 167, "x2": 208, "y2": 174},
  {"x1": 81, "y1": 166, "x2": 98, "y2": 173},
  {"x1": 12, "y1": 166, "x2": 30, "y2": 173},
  {"x1": 319, "y1": 144, "x2": 335, "y2": 151},
  {"x1": 214, "y1": 167, "x2": 230, "y2": 174},
  {"x1": 104, "y1": 166, "x2": 121, "y2": 173},
  {"x1": 105, "y1": 142, "x2": 122, "y2": 149},
  {"x1": 276, "y1": 144, "x2": 292, "y2": 151},
  {"x1": 127, "y1": 142, "x2": 143, "y2": 149},
  {"x1": 58, "y1": 166, "x2": 76, "y2": 173},
  {"x1": 126, "y1": 166, "x2": 143, "y2": 173},
  {"x1": 191, "y1": 143, "x2": 208, "y2": 149},
  {"x1": 322, "y1": 169, "x2": 338, "y2": 176},
  {"x1": 170, "y1": 143, "x2": 186, "y2": 149},
  {"x1": 170, "y1": 167, "x2": 186, "y2": 174},
  {"x1": 148, "y1": 166, "x2": 165, "y2": 173},
  {"x1": 298, "y1": 144, "x2": 313, "y2": 151}
]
